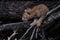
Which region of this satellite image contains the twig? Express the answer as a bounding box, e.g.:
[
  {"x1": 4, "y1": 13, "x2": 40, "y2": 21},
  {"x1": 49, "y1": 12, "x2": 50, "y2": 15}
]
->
[
  {"x1": 19, "y1": 19, "x2": 37, "y2": 40},
  {"x1": 35, "y1": 28, "x2": 39, "y2": 39},
  {"x1": 30, "y1": 27, "x2": 36, "y2": 40},
  {"x1": 39, "y1": 33, "x2": 42, "y2": 38},
  {"x1": 19, "y1": 26, "x2": 33, "y2": 40},
  {"x1": 47, "y1": 5, "x2": 60, "y2": 15},
  {"x1": 0, "y1": 21, "x2": 30, "y2": 31},
  {"x1": 15, "y1": 38, "x2": 17, "y2": 40},
  {"x1": 41, "y1": 29, "x2": 47, "y2": 40},
  {"x1": 8, "y1": 30, "x2": 18, "y2": 40},
  {"x1": 38, "y1": 28, "x2": 42, "y2": 38}
]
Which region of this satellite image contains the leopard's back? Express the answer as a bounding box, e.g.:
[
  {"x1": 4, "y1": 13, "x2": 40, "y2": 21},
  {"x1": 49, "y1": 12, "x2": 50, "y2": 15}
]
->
[{"x1": 22, "y1": 4, "x2": 49, "y2": 21}]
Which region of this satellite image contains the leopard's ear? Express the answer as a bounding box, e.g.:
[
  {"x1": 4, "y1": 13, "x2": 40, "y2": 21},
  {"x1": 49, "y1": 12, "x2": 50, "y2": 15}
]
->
[
  {"x1": 24, "y1": 8, "x2": 31, "y2": 12},
  {"x1": 24, "y1": 9, "x2": 27, "y2": 12},
  {"x1": 26, "y1": 8, "x2": 31, "y2": 10}
]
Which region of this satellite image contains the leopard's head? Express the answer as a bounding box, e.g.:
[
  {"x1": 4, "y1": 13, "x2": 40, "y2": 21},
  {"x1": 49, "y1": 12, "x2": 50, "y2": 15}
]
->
[{"x1": 22, "y1": 8, "x2": 32, "y2": 21}]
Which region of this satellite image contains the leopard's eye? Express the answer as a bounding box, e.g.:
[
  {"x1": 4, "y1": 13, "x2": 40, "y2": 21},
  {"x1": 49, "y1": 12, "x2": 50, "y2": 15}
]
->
[{"x1": 27, "y1": 12, "x2": 30, "y2": 15}]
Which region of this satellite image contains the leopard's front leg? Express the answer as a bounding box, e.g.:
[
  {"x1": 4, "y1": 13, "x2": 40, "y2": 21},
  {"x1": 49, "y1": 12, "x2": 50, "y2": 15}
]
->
[
  {"x1": 36, "y1": 16, "x2": 45, "y2": 27},
  {"x1": 36, "y1": 16, "x2": 47, "y2": 40},
  {"x1": 30, "y1": 19, "x2": 37, "y2": 27}
]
